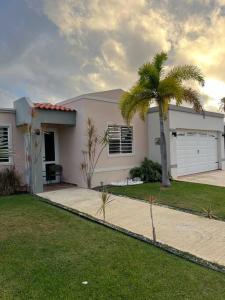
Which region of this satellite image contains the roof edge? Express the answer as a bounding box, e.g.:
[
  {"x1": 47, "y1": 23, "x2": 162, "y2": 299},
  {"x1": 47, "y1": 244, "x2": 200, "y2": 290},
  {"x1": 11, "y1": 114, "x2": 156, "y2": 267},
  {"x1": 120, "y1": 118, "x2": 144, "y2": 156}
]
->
[
  {"x1": 148, "y1": 104, "x2": 224, "y2": 118},
  {"x1": 60, "y1": 95, "x2": 122, "y2": 105},
  {"x1": 58, "y1": 89, "x2": 125, "y2": 105},
  {"x1": 34, "y1": 103, "x2": 76, "y2": 112},
  {"x1": 0, "y1": 108, "x2": 16, "y2": 113}
]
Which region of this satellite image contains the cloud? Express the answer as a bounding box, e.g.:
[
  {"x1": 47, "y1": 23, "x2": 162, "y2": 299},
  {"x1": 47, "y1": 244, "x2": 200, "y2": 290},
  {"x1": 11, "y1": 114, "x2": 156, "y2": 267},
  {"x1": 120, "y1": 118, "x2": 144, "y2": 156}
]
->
[
  {"x1": 0, "y1": 0, "x2": 225, "y2": 111},
  {"x1": 39, "y1": 0, "x2": 173, "y2": 90},
  {"x1": 0, "y1": 89, "x2": 17, "y2": 108},
  {"x1": 175, "y1": 8, "x2": 225, "y2": 81}
]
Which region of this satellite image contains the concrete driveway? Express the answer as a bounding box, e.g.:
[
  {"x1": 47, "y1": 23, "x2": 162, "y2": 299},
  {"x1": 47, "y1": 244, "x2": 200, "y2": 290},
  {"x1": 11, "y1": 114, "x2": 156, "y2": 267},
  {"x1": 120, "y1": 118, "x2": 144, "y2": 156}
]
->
[
  {"x1": 178, "y1": 170, "x2": 225, "y2": 187},
  {"x1": 38, "y1": 187, "x2": 225, "y2": 267}
]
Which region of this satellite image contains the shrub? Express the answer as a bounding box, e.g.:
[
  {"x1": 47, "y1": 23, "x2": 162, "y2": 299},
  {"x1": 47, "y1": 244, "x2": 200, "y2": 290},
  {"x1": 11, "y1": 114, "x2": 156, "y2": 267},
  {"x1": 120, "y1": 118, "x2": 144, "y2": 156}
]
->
[
  {"x1": 129, "y1": 166, "x2": 142, "y2": 179},
  {"x1": 130, "y1": 158, "x2": 162, "y2": 182},
  {"x1": 0, "y1": 167, "x2": 21, "y2": 196}
]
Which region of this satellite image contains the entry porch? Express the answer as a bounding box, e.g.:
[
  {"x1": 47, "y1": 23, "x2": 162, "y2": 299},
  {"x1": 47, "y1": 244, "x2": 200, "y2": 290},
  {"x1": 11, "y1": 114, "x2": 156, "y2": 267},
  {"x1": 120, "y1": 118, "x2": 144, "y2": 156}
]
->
[{"x1": 14, "y1": 97, "x2": 76, "y2": 193}]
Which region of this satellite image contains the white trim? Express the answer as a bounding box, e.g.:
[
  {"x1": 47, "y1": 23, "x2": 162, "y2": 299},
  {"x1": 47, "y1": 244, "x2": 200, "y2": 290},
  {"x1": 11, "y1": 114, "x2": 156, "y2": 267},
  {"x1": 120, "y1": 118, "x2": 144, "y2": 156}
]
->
[
  {"x1": 0, "y1": 108, "x2": 16, "y2": 113},
  {"x1": 94, "y1": 165, "x2": 136, "y2": 173},
  {"x1": 0, "y1": 123, "x2": 13, "y2": 165},
  {"x1": 173, "y1": 128, "x2": 219, "y2": 132}
]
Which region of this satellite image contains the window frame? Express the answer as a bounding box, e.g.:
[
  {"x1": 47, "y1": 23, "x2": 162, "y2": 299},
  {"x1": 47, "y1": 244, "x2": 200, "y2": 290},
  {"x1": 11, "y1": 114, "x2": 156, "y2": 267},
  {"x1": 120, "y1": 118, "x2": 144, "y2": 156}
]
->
[
  {"x1": 107, "y1": 124, "x2": 134, "y2": 157},
  {"x1": 0, "y1": 124, "x2": 13, "y2": 165}
]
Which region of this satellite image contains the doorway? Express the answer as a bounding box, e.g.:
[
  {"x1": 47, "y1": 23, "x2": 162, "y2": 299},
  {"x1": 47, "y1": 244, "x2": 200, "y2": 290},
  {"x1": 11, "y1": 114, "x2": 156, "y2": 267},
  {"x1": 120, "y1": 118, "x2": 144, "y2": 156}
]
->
[{"x1": 42, "y1": 129, "x2": 59, "y2": 184}]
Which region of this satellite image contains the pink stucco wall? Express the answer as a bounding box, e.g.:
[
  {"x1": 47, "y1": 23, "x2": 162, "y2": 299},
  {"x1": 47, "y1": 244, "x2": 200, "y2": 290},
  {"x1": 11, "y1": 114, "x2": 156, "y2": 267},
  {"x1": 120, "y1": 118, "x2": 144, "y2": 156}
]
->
[
  {"x1": 59, "y1": 98, "x2": 148, "y2": 187},
  {"x1": 0, "y1": 111, "x2": 26, "y2": 182},
  {"x1": 58, "y1": 99, "x2": 86, "y2": 186}
]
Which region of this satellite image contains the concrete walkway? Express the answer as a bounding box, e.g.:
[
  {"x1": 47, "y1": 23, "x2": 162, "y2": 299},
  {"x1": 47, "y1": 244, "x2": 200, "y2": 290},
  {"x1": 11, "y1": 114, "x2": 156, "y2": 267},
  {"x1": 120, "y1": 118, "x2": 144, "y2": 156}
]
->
[
  {"x1": 38, "y1": 188, "x2": 225, "y2": 267},
  {"x1": 178, "y1": 170, "x2": 225, "y2": 187}
]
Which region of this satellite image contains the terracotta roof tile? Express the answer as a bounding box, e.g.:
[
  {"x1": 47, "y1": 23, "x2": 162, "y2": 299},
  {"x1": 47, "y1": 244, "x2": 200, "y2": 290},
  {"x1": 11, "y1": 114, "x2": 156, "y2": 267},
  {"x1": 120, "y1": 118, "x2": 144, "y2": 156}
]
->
[{"x1": 34, "y1": 103, "x2": 75, "y2": 112}]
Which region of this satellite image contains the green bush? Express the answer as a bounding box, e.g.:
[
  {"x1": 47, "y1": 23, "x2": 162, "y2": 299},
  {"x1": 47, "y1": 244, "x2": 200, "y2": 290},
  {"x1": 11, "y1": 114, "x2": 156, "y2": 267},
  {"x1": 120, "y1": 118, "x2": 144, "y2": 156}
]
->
[
  {"x1": 0, "y1": 168, "x2": 21, "y2": 196},
  {"x1": 130, "y1": 158, "x2": 162, "y2": 182},
  {"x1": 129, "y1": 167, "x2": 142, "y2": 179}
]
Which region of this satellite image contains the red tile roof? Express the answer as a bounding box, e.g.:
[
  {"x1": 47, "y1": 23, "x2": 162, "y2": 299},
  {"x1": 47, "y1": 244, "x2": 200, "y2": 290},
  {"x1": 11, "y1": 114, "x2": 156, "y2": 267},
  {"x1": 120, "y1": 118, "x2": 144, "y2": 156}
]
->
[{"x1": 34, "y1": 103, "x2": 75, "y2": 112}]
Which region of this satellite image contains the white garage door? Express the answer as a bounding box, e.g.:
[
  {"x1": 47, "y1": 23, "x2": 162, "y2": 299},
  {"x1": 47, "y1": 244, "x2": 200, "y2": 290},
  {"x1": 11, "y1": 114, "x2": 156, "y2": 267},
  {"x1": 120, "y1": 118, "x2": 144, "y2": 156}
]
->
[{"x1": 177, "y1": 130, "x2": 218, "y2": 176}]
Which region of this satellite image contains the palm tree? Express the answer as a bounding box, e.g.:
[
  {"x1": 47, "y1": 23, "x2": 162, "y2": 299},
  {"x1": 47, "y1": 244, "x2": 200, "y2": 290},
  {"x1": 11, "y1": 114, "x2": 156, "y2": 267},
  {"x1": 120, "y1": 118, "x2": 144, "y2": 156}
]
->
[
  {"x1": 219, "y1": 97, "x2": 225, "y2": 112},
  {"x1": 120, "y1": 52, "x2": 205, "y2": 187}
]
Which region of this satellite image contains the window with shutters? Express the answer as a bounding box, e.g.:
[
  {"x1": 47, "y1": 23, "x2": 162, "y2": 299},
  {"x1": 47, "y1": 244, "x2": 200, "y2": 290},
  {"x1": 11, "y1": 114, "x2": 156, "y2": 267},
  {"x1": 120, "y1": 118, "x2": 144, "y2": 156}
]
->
[
  {"x1": 0, "y1": 126, "x2": 10, "y2": 163},
  {"x1": 108, "y1": 125, "x2": 133, "y2": 155}
]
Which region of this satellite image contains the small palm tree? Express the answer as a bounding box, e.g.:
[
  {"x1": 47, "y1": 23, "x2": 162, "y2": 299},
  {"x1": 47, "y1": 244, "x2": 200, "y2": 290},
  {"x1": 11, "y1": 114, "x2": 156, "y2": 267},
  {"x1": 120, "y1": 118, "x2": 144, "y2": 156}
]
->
[
  {"x1": 97, "y1": 189, "x2": 114, "y2": 221},
  {"x1": 148, "y1": 195, "x2": 157, "y2": 242},
  {"x1": 219, "y1": 97, "x2": 225, "y2": 112},
  {"x1": 81, "y1": 118, "x2": 109, "y2": 188},
  {"x1": 120, "y1": 52, "x2": 204, "y2": 187}
]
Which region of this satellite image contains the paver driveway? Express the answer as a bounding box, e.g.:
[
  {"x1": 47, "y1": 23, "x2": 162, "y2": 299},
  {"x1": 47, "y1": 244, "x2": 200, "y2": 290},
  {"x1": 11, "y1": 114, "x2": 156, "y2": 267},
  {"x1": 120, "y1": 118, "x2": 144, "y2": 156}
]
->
[
  {"x1": 38, "y1": 188, "x2": 225, "y2": 266},
  {"x1": 178, "y1": 170, "x2": 225, "y2": 187}
]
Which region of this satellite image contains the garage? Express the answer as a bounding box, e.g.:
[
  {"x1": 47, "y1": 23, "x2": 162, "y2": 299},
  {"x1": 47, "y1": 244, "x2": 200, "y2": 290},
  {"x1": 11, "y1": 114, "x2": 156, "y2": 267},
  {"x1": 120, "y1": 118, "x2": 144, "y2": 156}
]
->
[
  {"x1": 148, "y1": 105, "x2": 225, "y2": 179},
  {"x1": 176, "y1": 130, "x2": 218, "y2": 176}
]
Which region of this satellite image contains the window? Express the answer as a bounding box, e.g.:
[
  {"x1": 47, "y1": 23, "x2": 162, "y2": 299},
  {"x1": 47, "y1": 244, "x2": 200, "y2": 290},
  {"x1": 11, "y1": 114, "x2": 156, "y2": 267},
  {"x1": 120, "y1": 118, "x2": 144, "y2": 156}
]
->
[
  {"x1": 108, "y1": 125, "x2": 133, "y2": 155},
  {"x1": 0, "y1": 126, "x2": 10, "y2": 163}
]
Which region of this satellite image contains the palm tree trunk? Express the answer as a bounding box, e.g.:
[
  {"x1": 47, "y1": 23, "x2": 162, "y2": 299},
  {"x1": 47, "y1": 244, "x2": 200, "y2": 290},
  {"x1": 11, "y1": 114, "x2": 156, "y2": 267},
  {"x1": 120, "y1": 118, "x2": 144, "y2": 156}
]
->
[{"x1": 158, "y1": 103, "x2": 171, "y2": 187}]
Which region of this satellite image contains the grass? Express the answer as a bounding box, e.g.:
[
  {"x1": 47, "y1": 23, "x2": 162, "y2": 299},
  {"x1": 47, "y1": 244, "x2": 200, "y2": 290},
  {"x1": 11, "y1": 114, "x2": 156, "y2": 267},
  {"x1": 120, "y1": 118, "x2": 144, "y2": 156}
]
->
[
  {"x1": 1, "y1": 194, "x2": 225, "y2": 299},
  {"x1": 108, "y1": 181, "x2": 225, "y2": 220}
]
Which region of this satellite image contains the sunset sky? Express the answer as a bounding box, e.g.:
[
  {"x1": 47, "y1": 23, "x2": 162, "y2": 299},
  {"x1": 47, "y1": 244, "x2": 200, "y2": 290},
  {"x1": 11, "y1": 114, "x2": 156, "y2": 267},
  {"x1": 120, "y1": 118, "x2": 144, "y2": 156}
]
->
[{"x1": 1, "y1": 0, "x2": 225, "y2": 110}]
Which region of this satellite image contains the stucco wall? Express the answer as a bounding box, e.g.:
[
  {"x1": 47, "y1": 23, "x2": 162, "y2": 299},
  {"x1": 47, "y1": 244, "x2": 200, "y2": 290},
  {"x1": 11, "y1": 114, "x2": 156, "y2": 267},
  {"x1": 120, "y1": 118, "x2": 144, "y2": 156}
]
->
[
  {"x1": 58, "y1": 99, "x2": 86, "y2": 187},
  {"x1": 0, "y1": 111, "x2": 25, "y2": 181},
  {"x1": 60, "y1": 98, "x2": 148, "y2": 187},
  {"x1": 147, "y1": 111, "x2": 170, "y2": 165},
  {"x1": 169, "y1": 110, "x2": 224, "y2": 132}
]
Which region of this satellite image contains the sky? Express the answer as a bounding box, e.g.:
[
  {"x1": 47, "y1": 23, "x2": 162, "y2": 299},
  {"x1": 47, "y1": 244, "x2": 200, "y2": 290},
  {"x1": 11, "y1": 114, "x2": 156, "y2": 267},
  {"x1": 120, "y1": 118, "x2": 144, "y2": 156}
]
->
[{"x1": 0, "y1": 0, "x2": 225, "y2": 111}]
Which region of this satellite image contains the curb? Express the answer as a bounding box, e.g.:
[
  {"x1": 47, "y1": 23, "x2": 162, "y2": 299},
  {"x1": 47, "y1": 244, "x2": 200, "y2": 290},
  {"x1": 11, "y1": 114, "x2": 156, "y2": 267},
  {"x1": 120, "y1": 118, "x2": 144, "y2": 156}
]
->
[{"x1": 36, "y1": 195, "x2": 225, "y2": 275}]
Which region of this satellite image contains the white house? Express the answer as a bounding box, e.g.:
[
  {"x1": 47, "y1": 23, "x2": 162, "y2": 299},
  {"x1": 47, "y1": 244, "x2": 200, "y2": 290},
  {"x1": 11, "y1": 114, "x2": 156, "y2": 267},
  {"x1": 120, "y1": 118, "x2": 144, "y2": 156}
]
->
[{"x1": 0, "y1": 89, "x2": 224, "y2": 193}]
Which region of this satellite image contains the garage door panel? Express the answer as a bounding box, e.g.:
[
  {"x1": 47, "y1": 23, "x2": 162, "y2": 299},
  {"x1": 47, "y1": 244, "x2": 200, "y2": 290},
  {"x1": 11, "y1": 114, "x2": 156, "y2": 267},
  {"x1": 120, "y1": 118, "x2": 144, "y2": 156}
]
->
[{"x1": 177, "y1": 130, "x2": 218, "y2": 176}]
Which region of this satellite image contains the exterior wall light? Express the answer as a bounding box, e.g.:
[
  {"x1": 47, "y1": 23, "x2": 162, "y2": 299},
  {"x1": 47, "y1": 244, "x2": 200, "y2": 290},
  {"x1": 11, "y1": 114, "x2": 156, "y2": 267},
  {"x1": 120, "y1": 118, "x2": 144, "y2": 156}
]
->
[
  {"x1": 172, "y1": 131, "x2": 177, "y2": 137},
  {"x1": 34, "y1": 129, "x2": 41, "y2": 135}
]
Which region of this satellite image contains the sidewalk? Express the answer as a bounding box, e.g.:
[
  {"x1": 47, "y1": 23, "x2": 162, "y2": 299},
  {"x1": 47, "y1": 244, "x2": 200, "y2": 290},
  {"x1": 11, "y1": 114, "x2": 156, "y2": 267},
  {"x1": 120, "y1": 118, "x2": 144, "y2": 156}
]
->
[{"x1": 38, "y1": 187, "x2": 225, "y2": 267}]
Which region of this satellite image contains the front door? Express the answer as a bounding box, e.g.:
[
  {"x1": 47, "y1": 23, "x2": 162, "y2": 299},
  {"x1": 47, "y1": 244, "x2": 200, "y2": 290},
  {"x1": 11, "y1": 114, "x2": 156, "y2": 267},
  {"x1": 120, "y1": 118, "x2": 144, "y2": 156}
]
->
[{"x1": 42, "y1": 129, "x2": 59, "y2": 184}]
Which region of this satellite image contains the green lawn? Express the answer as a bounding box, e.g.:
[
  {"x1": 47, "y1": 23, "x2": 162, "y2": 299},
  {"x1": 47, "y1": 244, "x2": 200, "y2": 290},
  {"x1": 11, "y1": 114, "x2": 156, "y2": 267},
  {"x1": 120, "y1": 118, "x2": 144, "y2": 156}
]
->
[
  {"x1": 1, "y1": 194, "x2": 225, "y2": 299},
  {"x1": 108, "y1": 181, "x2": 225, "y2": 219}
]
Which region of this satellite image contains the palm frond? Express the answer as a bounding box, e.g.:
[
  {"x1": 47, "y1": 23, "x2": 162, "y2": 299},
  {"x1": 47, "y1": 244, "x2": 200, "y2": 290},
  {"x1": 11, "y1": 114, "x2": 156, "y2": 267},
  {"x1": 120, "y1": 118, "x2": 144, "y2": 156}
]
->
[
  {"x1": 138, "y1": 100, "x2": 150, "y2": 120},
  {"x1": 181, "y1": 87, "x2": 203, "y2": 113},
  {"x1": 153, "y1": 52, "x2": 168, "y2": 73},
  {"x1": 138, "y1": 63, "x2": 159, "y2": 90},
  {"x1": 119, "y1": 85, "x2": 153, "y2": 124},
  {"x1": 166, "y1": 65, "x2": 205, "y2": 86},
  {"x1": 158, "y1": 77, "x2": 183, "y2": 102}
]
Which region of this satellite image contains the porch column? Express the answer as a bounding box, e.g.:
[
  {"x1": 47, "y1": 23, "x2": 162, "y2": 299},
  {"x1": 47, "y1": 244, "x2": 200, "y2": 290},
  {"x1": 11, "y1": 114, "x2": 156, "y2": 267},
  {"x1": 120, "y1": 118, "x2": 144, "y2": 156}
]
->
[
  {"x1": 23, "y1": 122, "x2": 44, "y2": 194},
  {"x1": 31, "y1": 128, "x2": 43, "y2": 194}
]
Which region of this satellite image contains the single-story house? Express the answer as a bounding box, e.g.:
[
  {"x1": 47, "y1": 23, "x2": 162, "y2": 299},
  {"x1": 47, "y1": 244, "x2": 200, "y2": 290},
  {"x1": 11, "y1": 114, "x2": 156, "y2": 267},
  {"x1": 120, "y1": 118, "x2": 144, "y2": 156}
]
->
[{"x1": 0, "y1": 89, "x2": 224, "y2": 193}]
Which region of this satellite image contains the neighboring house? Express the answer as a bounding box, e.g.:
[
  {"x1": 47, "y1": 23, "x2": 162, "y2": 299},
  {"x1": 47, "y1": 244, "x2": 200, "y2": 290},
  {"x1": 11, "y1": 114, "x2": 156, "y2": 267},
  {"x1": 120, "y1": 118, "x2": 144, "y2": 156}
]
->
[{"x1": 0, "y1": 89, "x2": 224, "y2": 193}]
